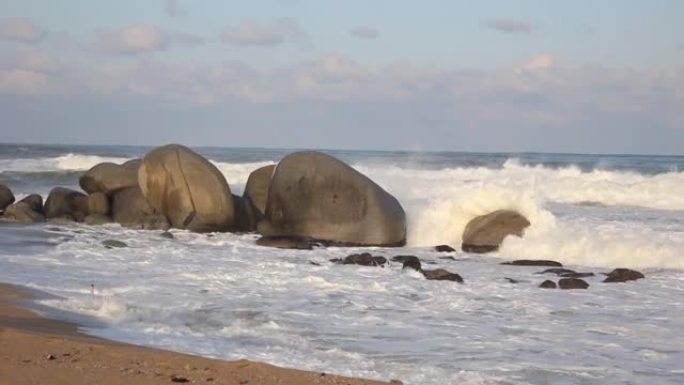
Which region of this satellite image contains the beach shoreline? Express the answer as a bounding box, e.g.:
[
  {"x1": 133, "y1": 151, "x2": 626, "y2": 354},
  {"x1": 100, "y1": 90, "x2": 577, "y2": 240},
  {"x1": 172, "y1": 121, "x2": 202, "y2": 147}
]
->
[{"x1": 0, "y1": 282, "x2": 394, "y2": 385}]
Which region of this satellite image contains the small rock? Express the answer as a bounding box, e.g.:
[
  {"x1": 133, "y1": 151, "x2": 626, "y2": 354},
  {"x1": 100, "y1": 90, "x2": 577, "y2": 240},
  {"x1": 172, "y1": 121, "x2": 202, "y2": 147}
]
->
[
  {"x1": 502, "y1": 259, "x2": 563, "y2": 267},
  {"x1": 438, "y1": 256, "x2": 457, "y2": 261},
  {"x1": 256, "y1": 235, "x2": 315, "y2": 250},
  {"x1": 603, "y1": 268, "x2": 645, "y2": 283},
  {"x1": 422, "y1": 268, "x2": 463, "y2": 283},
  {"x1": 401, "y1": 257, "x2": 422, "y2": 272},
  {"x1": 539, "y1": 280, "x2": 557, "y2": 289},
  {"x1": 102, "y1": 239, "x2": 128, "y2": 248},
  {"x1": 392, "y1": 255, "x2": 420, "y2": 264},
  {"x1": 558, "y1": 278, "x2": 589, "y2": 290},
  {"x1": 434, "y1": 244, "x2": 456, "y2": 252},
  {"x1": 45, "y1": 354, "x2": 56, "y2": 360},
  {"x1": 309, "y1": 261, "x2": 321, "y2": 266},
  {"x1": 504, "y1": 277, "x2": 521, "y2": 283},
  {"x1": 536, "y1": 268, "x2": 576, "y2": 275},
  {"x1": 171, "y1": 375, "x2": 190, "y2": 383},
  {"x1": 342, "y1": 253, "x2": 387, "y2": 267},
  {"x1": 560, "y1": 272, "x2": 595, "y2": 278},
  {"x1": 160, "y1": 231, "x2": 174, "y2": 239}
]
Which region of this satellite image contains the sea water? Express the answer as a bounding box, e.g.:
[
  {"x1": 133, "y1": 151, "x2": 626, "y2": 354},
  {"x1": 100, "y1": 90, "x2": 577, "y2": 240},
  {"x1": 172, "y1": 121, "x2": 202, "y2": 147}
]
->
[{"x1": 0, "y1": 143, "x2": 683, "y2": 385}]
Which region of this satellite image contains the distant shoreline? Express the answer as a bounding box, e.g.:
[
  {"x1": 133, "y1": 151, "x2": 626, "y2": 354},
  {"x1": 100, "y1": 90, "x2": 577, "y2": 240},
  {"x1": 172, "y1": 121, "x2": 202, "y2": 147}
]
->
[{"x1": 0, "y1": 282, "x2": 393, "y2": 385}]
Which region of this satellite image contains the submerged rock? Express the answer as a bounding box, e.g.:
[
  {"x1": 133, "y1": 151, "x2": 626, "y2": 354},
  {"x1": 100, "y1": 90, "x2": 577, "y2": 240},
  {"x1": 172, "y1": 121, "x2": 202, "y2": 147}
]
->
[
  {"x1": 256, "y1": 235, "x2": 316, "y2": 250},
  {"x1": 434, "y1": 245, "x2": 456, "y2": 252},
  {"x1": 536, "y1": 268, "x2": 576, "y2": 276},
  {"x1": 102, "y1": 239, "x2": 127, "y2": 248},
  {"x1": 259, "y1": 151, "x2": 406, "y2": 247},
  {"x1": 461, "y1": 210, "x2": 530, "y2": 253},
  {"x1": 558, "y1": 278, "x2": 589, "y2": 290},
  {"x1": 160, "y1": 231, "x2": 174, "y2": 239},
  {"x1": 603, "y1": 268, "x2": 645, "y2": 283},
  {"x1": 539, "y1": 280, "x2": 557, "y2": 289},
  {"x1": 422, "y1": 268, "x2": 463, "y2": 282},
  {"x1": 341, "y1": 253, "x2": 388, "y2": 267},
  {"x1": 502, "y1": 260, "x2": 563, "y2": 267},
  {"x1": 391, "y1": 255, "x2": 421, "y2": 264},
  {"x1": 560, "y1": 272, "x2": 595, "y2": 278}
]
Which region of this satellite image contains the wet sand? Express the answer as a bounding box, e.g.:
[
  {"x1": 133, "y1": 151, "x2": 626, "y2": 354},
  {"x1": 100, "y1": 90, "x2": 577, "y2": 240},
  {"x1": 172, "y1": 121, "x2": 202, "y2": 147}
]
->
[{"x1": 0, "y1": 283, "x2": 395, "y2": 385}]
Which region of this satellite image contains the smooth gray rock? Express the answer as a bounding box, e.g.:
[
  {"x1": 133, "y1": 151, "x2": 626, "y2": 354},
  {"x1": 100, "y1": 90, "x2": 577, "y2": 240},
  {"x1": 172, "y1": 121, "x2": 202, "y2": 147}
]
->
[
  {"x1": 112, "y1": 186, "x2": 169, "y2": 230},
  {"x1": 79, "y1": 160, "x2": 140, "y2": 196},
  {"x1": 44, "y1": 187, "x2": 89, "y2": 222},
  {"x1": 102, "y1": 239, "x2": 127, "y2": 248},
  {"x1": 0, "y1": 184, "x2": 15, "y2": 210},
  {"x1": 462, "y1": 210, "x2": 530, "y2": 253},
  {"x1": 260, "y1": 151, "x2": 406, "y2": 246},
  {"x1": 138, "y1": 144, "x2": 234, "y2": 232},
  {"x1": 243, "y1": 164, "x2": 275, "y2": 228}
]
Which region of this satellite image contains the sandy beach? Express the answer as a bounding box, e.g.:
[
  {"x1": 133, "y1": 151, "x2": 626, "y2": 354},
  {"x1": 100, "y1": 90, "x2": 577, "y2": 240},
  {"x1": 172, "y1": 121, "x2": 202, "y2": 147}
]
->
[{"x1": 0, "y1": 283, "x2": 394, "y2": 385}]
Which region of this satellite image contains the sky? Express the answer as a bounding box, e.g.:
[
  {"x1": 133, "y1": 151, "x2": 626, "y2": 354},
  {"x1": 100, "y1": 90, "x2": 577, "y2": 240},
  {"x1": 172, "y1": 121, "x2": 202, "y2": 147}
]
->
[{"x1": 1, "y1": 0, "x2": 683, "y2": 154}]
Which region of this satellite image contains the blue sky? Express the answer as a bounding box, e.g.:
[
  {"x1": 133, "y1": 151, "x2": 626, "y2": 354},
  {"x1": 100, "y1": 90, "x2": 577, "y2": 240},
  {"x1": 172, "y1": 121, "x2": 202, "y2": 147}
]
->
[{"x1": 1, "y1": 0, "x2": 683, "y2": 154}]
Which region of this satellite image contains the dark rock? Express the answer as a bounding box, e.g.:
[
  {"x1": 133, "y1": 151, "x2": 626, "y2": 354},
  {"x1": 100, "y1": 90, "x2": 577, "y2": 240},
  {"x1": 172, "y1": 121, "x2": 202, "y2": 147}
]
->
[
  {"x1": 309, "y1": 261, "x2": 321, "y2": 266},
  {"x1": 160, "y1": 231, "x2": 174, "y2": 239},
  {"x1": 79, "y1": 160, "x2": 140, "y2": 196},
  {"x1": 18, "y1": 194, "x2": 43, "y2": 213},
  {"x1": 138, "y1": 144, "x2": 235, "y2": 232},
  {"x1": 3, "y1": 201, "x2": 45, "y2": 223},
  {"x1": 111, "y1": 186, "x2": 169, "y2": 230},
  {"x1": 256, "y1": 235, "x2": 315, "y2": 250},
  {"x1": 504, "y1": 277, "x2": 521, "y2": 283},
  {"x1": 88, "y1": 192, "x2": 110, "y2": 216},
  {"x1": 422, "y1": 268, "x2": 463, "y2": 283},
  {"x1": 439, "y1": 256, "x2": 457, "y2": 261},
  {"x1": 502, "y1": 259, "x2": 563, "y2": 267},
  {"x1": 342, "y1": 253, "x2": 387, "y2": 267},
  {"x1": 170, "y1": 375, "x2": 189, "y2": 383},
  {"x1": 102, "y1": 239, "x2": 127, "y2": 248},
  {"x1": 461, "y1": 210, "x2": 530, "y2": 253},
  {"x1": 603, "y1": 268, "x2": 645, "y2": 283},
  {"x1": 536, "y1": 268, "x2": 576, "y2": 276},
  {"x1": 230, "y1": 194, "x2": 253, "y2": 232},
  {"x1": 0, "y1": 184, "x2": 15, "y2": 210},
  {"x1": 44, "y1": 187, "x2": 89, "y2": 222},
  {"x1": 84, "y1": 214, "x2": 110, "y2": 225},
  {"x1": 560, "y1": 272, "x2": 595, "y2": 278},
  {"x1": 558, "y1": 278, "x2": 589, "y2": 289},
  {"x1": 539, "y1": 280, "x2": 557, "y2": 289},
  {"x1": 259, "y1": 151, "x2": 406, "y2": 246},
  {"x1": 391, "y1": 255, "x2": 420, "y2": 264},
  {"x1": 243, "y1": 164, "x2": 276, "y2": 228},
  {"x1": 401, "y1": 258, "x2": 422, "y2": 271},
  {"x1": 434, "y1": 244, "x2": 455, "y2": 252}
]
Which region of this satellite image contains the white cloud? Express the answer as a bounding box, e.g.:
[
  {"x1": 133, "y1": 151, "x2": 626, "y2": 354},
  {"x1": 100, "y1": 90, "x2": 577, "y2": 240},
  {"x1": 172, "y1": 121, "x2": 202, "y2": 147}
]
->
[
  {"x1": 516, "y1": 53, "x2": 554, "y2": 72},
  {"x1": 96, "y1": 25, "x2": 167, "y2": 54},
  {"x1": 0, "y1": 17, "x2": 45, "y2": 43},
  {"x1": 222, "y1": 19, "x2": 306, "y2": 46},
  {"x1": 350, "y1": 25, "x2": 379, "y2": 39},
  {"x1": 0, "y1": 69, "x2": 50, "y2": 94},
  {"x1": 486, "y1": 19, "x2": 537, "y2": 34}
]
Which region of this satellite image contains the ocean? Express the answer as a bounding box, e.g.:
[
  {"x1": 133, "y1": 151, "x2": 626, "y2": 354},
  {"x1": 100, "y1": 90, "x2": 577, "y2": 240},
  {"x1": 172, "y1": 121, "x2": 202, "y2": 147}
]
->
[{"x1": 1, "y1": 143, "x2": 683, "y2": 385}]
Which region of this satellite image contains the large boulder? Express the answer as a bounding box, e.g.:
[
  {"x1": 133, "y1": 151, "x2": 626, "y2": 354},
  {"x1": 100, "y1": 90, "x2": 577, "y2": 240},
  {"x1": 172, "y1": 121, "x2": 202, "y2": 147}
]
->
[
  {"x1": 111, "y1": 186, "x2": 168, "y2": 230},
  {"x1": 259, "y1": 151, "x2": 406, "y2": 246},
  {"x1": 79, "y1": 160, "x2": 141, "y2": 196},
  {"x1": 88, "y1": 192, "x2": 110, "y2": 216},
  {"x1": 138, "y1": 145, "x2": 235, "y2": 232},
  {"x1": 3, "y1": 194, "x2": 45, "y2": 223},
  {"x1": 243, "y1": 164, "x2": 276, "y2": 227},
  {"x1": 44, "y1": 187, "x2": 89, "y2": 222},
  {"x1": 0, "y1": 184, "x2": 15, "y2": 211},
  {"x1": 462, "y1": 210, "x2": 530, "y2": 253}
]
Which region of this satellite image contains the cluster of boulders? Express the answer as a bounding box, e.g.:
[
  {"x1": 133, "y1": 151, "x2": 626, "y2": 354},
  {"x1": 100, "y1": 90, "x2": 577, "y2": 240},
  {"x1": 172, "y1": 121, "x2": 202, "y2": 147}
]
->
[
  {"x1": 500, "y1": 260, "x2": 645, "y2": 289},
  {"x1": 1, "y1": 144, "x2": 407, "y2": 247}
]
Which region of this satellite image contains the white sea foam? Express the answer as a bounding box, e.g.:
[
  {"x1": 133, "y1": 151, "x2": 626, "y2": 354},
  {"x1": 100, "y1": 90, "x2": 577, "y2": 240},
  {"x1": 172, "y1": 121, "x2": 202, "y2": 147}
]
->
[{"x1": 0, "y1": 153, "x2": 131, "y2": 173}]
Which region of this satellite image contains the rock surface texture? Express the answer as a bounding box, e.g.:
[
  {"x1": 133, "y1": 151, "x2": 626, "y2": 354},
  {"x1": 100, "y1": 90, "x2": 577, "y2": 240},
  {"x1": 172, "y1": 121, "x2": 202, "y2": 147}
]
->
[
  {"x1": 138, "y1": 144, "x2": 235, "y2": 232},
  {"x1": 462, "y1": 210, "x2": 530, "y2": 253},
  {"x1": 260, "y1": 151, "x2": 406, "y2": 246}
]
